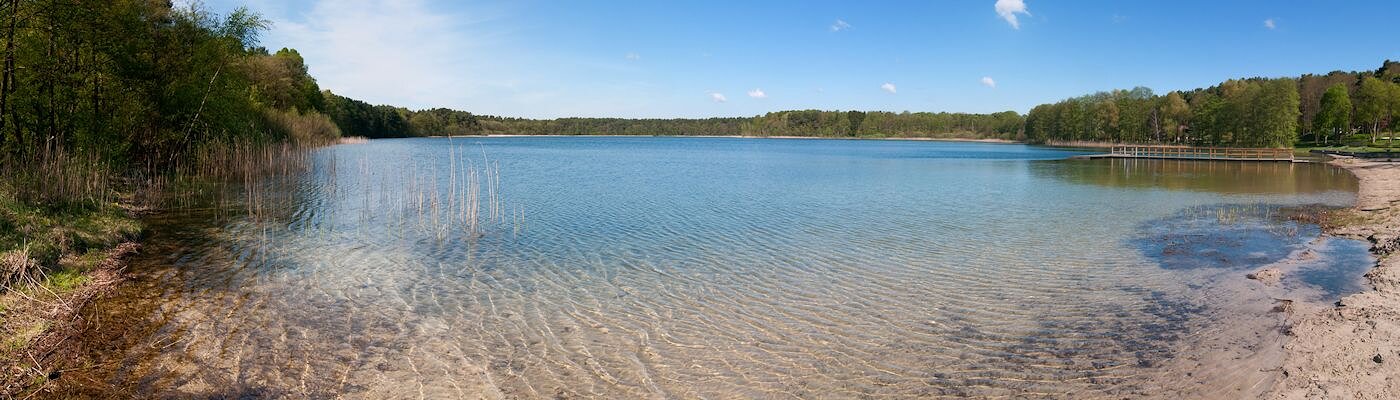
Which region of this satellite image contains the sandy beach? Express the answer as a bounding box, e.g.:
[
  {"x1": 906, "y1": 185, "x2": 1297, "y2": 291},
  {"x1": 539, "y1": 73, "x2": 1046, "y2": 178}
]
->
[{"x1": 1269, "y1": 157, "x2": 1400, "y2": 399}]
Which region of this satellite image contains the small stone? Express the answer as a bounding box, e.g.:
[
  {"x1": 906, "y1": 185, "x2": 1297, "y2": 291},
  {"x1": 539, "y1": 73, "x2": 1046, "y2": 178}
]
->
[
  {"x1": 1374, "y1": 354, "x2": 1384, "y2": 364},
  {"x1": 1247, "y1": 268, "x2": 1283, "y2": 285}
]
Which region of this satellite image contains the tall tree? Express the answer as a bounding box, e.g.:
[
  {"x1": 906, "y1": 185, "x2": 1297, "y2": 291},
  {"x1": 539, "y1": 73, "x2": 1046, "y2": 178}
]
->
[
  {"x1": 1313, "y1": 84, "x2": 1351, "y2": 144},
  {"x1": 1356, "y1": 76, "x2": 1393, "y2": 143},
  {"x1": 1159, "y1": 92, "x2": 1190, "y2": 143}
]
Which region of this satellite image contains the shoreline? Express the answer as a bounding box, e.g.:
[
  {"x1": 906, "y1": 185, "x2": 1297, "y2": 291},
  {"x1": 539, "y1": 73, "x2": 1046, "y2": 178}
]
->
[
  {"x1": 27, "y1": 147, "x2": 1390, "y2": 397},
  {"x1": 425, "y1": 133, "x2": 1025, "y2": 144},
  {"x1": 1269, "y1": 156, "x2": 1400, "y2": 398},
  {"x1": 0, "y1": 241, "x2": 141, "y2": 395}
]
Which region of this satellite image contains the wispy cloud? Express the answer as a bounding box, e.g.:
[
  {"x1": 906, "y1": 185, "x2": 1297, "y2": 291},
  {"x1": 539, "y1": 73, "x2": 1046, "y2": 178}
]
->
[
  {"x1": 1263, "y1": 18, "x2": 1276, "y2": 29},
  {"x1": 747, "y1": 88, "x2": 767, "y2": 99},
  {"x1": 881, "y1": 83, "x2": 897, "y2": 94},
  {"x1": 265, "y1": 0, "x2": 484, "y2": 109},
  {"x1": 830, "y1": 19, "x2": 852, "y2": 32},
  {"x1": 994, "y1": 0, "x2": 1031, "y2": 29},
  {"x1": 625, "y1": 52, "x2": 641, "y2": 61},
  {"x1": 709, "y1": 92, "x2": 728, "y2": 103},
  {"x1": 981, "y1": 77, "x2": 997, "y2": 88}
]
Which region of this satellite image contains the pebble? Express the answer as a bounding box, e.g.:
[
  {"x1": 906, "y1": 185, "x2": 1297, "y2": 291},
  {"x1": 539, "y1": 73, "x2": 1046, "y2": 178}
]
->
[{"x1": 1374, "y1": 354, "x2": 1384, "y2": 364}]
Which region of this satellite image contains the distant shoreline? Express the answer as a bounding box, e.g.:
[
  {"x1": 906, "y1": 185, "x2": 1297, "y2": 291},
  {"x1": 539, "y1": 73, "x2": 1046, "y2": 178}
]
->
[{"x1": 423, "y1": 134, "x2": 1024, "y2": 144}]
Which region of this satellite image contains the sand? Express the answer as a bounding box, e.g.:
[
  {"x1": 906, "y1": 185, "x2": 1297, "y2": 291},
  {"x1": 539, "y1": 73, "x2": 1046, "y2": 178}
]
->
[{"x1": 1268, "y1": 157, "x2": 1400, "y2": 399}]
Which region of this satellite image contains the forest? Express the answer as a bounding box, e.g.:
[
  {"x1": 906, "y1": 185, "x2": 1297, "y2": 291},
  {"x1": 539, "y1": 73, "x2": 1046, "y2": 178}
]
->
[
  {"x1": 0, "y1": 0, "x2": 339, "y2": 206},
  {"x1": 321, "y1": 102, "x2": 1027, "y2": 140},
  {"x1": 327, "y1": 63, "x2": 1400, "y2": 148},
  {"x1": 1024, "y1": 63, "x2": 1400, "y2": 147}
]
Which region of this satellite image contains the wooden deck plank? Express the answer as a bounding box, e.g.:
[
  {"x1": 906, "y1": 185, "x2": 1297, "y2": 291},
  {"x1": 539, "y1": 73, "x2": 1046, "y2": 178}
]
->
[{"x1": 1102, "y1": 145, "x2": 1293, "y2": 162}]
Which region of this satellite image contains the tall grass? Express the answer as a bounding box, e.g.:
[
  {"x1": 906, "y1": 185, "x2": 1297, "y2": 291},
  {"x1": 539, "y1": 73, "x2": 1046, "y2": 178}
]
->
[
  {"x1": 0, "y1": 143, "x2": 115, "y2": 208},
  {"x1": 395, "y1": 144, "x2": 514, "y2": 240},
  {"x1": 263, "y1": 109, "x2": 342, "y2": 146}
]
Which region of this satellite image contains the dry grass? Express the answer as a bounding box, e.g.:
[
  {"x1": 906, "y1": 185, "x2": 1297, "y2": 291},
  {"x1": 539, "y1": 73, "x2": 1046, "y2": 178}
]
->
[
  {"x1": 262, "y1": 109, "x2": 342, "y2": 146},
  {"x1": 0, "y1": 146, "x2": 114, "y2": 209},
  {"x1": 0, "y1": 248, "x2": 39, "y2": 292}
]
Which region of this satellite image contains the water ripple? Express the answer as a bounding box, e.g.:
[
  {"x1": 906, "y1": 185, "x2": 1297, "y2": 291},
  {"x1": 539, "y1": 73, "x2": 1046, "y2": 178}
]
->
[{"x1": 78, "y1": 138, "x2": 1368, "y2": 398}]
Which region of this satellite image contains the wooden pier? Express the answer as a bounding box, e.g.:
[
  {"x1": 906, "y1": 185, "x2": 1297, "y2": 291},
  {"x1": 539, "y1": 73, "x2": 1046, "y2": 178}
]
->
[{"x1": 1074, "y1": 145, "x2": 1294, "y2": 162}]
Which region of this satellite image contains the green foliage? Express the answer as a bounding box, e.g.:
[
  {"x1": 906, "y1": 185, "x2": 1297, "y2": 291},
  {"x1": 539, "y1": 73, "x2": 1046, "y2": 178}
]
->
[
  {"x1": 321, "y1": 96, "x2": 1020, "y2": 140},
  {"x1": 409, "y1": 108, "x2": 481, "y2": 136},
  {"x1": 1298, "y1": 71, "x2": 1365, "y2": 131},
  {"x1": 247, "y1": 48, "x2": 326, "y2": 113},
  {"x1": 846, "y1": 111, "x2": 866, "y2": 136},
  {"x1": 0, "y1": 188, "x2": 139, "y2": 292},
  {"x1": 1355, "y1": 76, "x2": 1400, "y2": 143},
  {"x1": 1027, "y1": 79, "x2": 1302, "y2": 147},
  {"x1": 323, "y1": 91, "x2": 412, "y2": 138},
  {"x1": 1313, "y1": 84, "x2": 1352, "y2": 143},
  {"x1": 0, "y1": 1, "x2": 332, "y2": 190},
  {"x1": 743, "y1": 110, "x2": 1023, "y2": 139}
]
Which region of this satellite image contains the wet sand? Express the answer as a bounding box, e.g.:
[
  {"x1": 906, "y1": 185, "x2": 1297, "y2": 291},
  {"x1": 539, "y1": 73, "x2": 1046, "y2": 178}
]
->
[{"x1": 1270, "y1": 157, "x2": 1400, "y2": 399}]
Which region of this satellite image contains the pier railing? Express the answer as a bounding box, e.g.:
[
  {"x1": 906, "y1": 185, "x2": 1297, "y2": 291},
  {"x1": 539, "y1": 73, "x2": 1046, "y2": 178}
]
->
[{"x1": 1109, "y1": 146, "x2": 1293, "y2": 161}]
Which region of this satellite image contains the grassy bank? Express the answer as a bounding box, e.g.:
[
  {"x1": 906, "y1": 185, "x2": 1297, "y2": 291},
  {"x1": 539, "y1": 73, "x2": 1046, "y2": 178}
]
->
[{"x1": 0, "y1": 190, "x2": 142, "y2": 393}]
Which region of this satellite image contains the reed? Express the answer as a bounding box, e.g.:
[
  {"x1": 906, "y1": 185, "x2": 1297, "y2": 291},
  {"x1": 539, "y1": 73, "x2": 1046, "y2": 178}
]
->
[
  {"x1": 0, "y1": 143, "x2": 114, "y2": 208},
  {"x1": 349, "y1": 143, "x2": 518, "y2": 242}
]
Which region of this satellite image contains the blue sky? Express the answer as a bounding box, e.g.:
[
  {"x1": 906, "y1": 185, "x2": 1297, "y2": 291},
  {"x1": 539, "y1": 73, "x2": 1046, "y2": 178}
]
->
[{"x1": 197, "y1": 0, "x2": 1400, "y2": 119}]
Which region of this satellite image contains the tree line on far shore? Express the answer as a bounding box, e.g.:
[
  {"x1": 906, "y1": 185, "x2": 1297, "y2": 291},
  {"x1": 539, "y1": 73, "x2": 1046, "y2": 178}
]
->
[
  {"x1": 327, "y1": 62, "x2": 1400, "y2": 149},
  {"x1": 321, "y1": 100, "x2": 1026, "y2": 140}
]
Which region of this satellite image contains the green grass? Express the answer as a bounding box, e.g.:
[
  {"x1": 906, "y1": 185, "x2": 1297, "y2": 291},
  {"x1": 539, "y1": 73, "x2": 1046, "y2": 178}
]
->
[
  {"x1": 0, "y1": 192, "x2": 140, "y2": 271},
  {"x1": 1297, "y1": 145, "x2": 1400, "y2": 154},
  {"x1": 0, "y1": 188, "x2": 140, "y2": 388},
  {"x1": 1296, "y1": 132, "x2": 1400, "y2": 154}
]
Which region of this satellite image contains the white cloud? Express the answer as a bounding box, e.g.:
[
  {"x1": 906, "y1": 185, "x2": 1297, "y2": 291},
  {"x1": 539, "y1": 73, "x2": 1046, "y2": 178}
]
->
[
  {"x1": 747, "y1": 88, "x2": 767, "y2": 99},
  {"x1": 1263, "y1": 18, "x2": 1276, "y2": 29},
  {"x1": 709, "y1": 92, "x2": 728, "y2": 103},
  {"x1": 881, "y1": 82, "x2": 897, "y2": 94},
  {"x1": 995, "y1": 0, "x2": 1031, "y2": 29},
  {"x1": 831, "y1": 19, "x2": 852, "y2": 32},
  {"x1": 626, "y1": 52, "x2": 641, "y2": 61},
  {"x1": 981, "y1": 77, "x2": 997, "y2": 88},
  {"x1": 265, "y1": 0, "x2": 483, "y2": 109}
]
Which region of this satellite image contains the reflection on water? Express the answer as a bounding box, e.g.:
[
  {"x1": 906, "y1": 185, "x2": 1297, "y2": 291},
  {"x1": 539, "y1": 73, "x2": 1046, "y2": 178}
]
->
[
  {"x1": 1051, "y1": 158, "x2": 1359, "y2": 194},
  {"x1": 66, "y1": 138, "x2": 1369, "y2": 398}
]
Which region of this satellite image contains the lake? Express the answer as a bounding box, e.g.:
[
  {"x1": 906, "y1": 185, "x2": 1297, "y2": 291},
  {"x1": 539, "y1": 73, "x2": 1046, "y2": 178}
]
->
[{"x1": 71, "y1": 137, "x2": 1369, "y2": 398}]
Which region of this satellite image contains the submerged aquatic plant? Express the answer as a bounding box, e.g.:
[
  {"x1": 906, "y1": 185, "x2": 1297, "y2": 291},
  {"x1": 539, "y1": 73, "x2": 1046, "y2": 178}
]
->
[{"x1": 1137, "y1": 203, "x2": 1321, "y2": 271}]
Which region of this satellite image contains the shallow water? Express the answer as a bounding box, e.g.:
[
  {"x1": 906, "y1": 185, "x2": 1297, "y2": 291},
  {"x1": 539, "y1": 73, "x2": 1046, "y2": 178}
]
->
[{"x1": 74, "y1": 138, "x2": 1370, "y2": 398}]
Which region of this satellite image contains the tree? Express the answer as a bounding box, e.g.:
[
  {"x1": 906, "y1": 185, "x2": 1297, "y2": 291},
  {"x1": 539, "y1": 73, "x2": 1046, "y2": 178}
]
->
[
  {"x1": 1251, "y1": 78, "x2": 1300, "y2": 147},
  {"x1": 1159, "y1": 92, "x2": 1190, "y2": 143},
  {"x1": 1313, "y1": 84, "x2": 1351, "y2": 144},
  {"x1": 1356, "y1": 76, "x2": 1393, "y2": 143}
]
